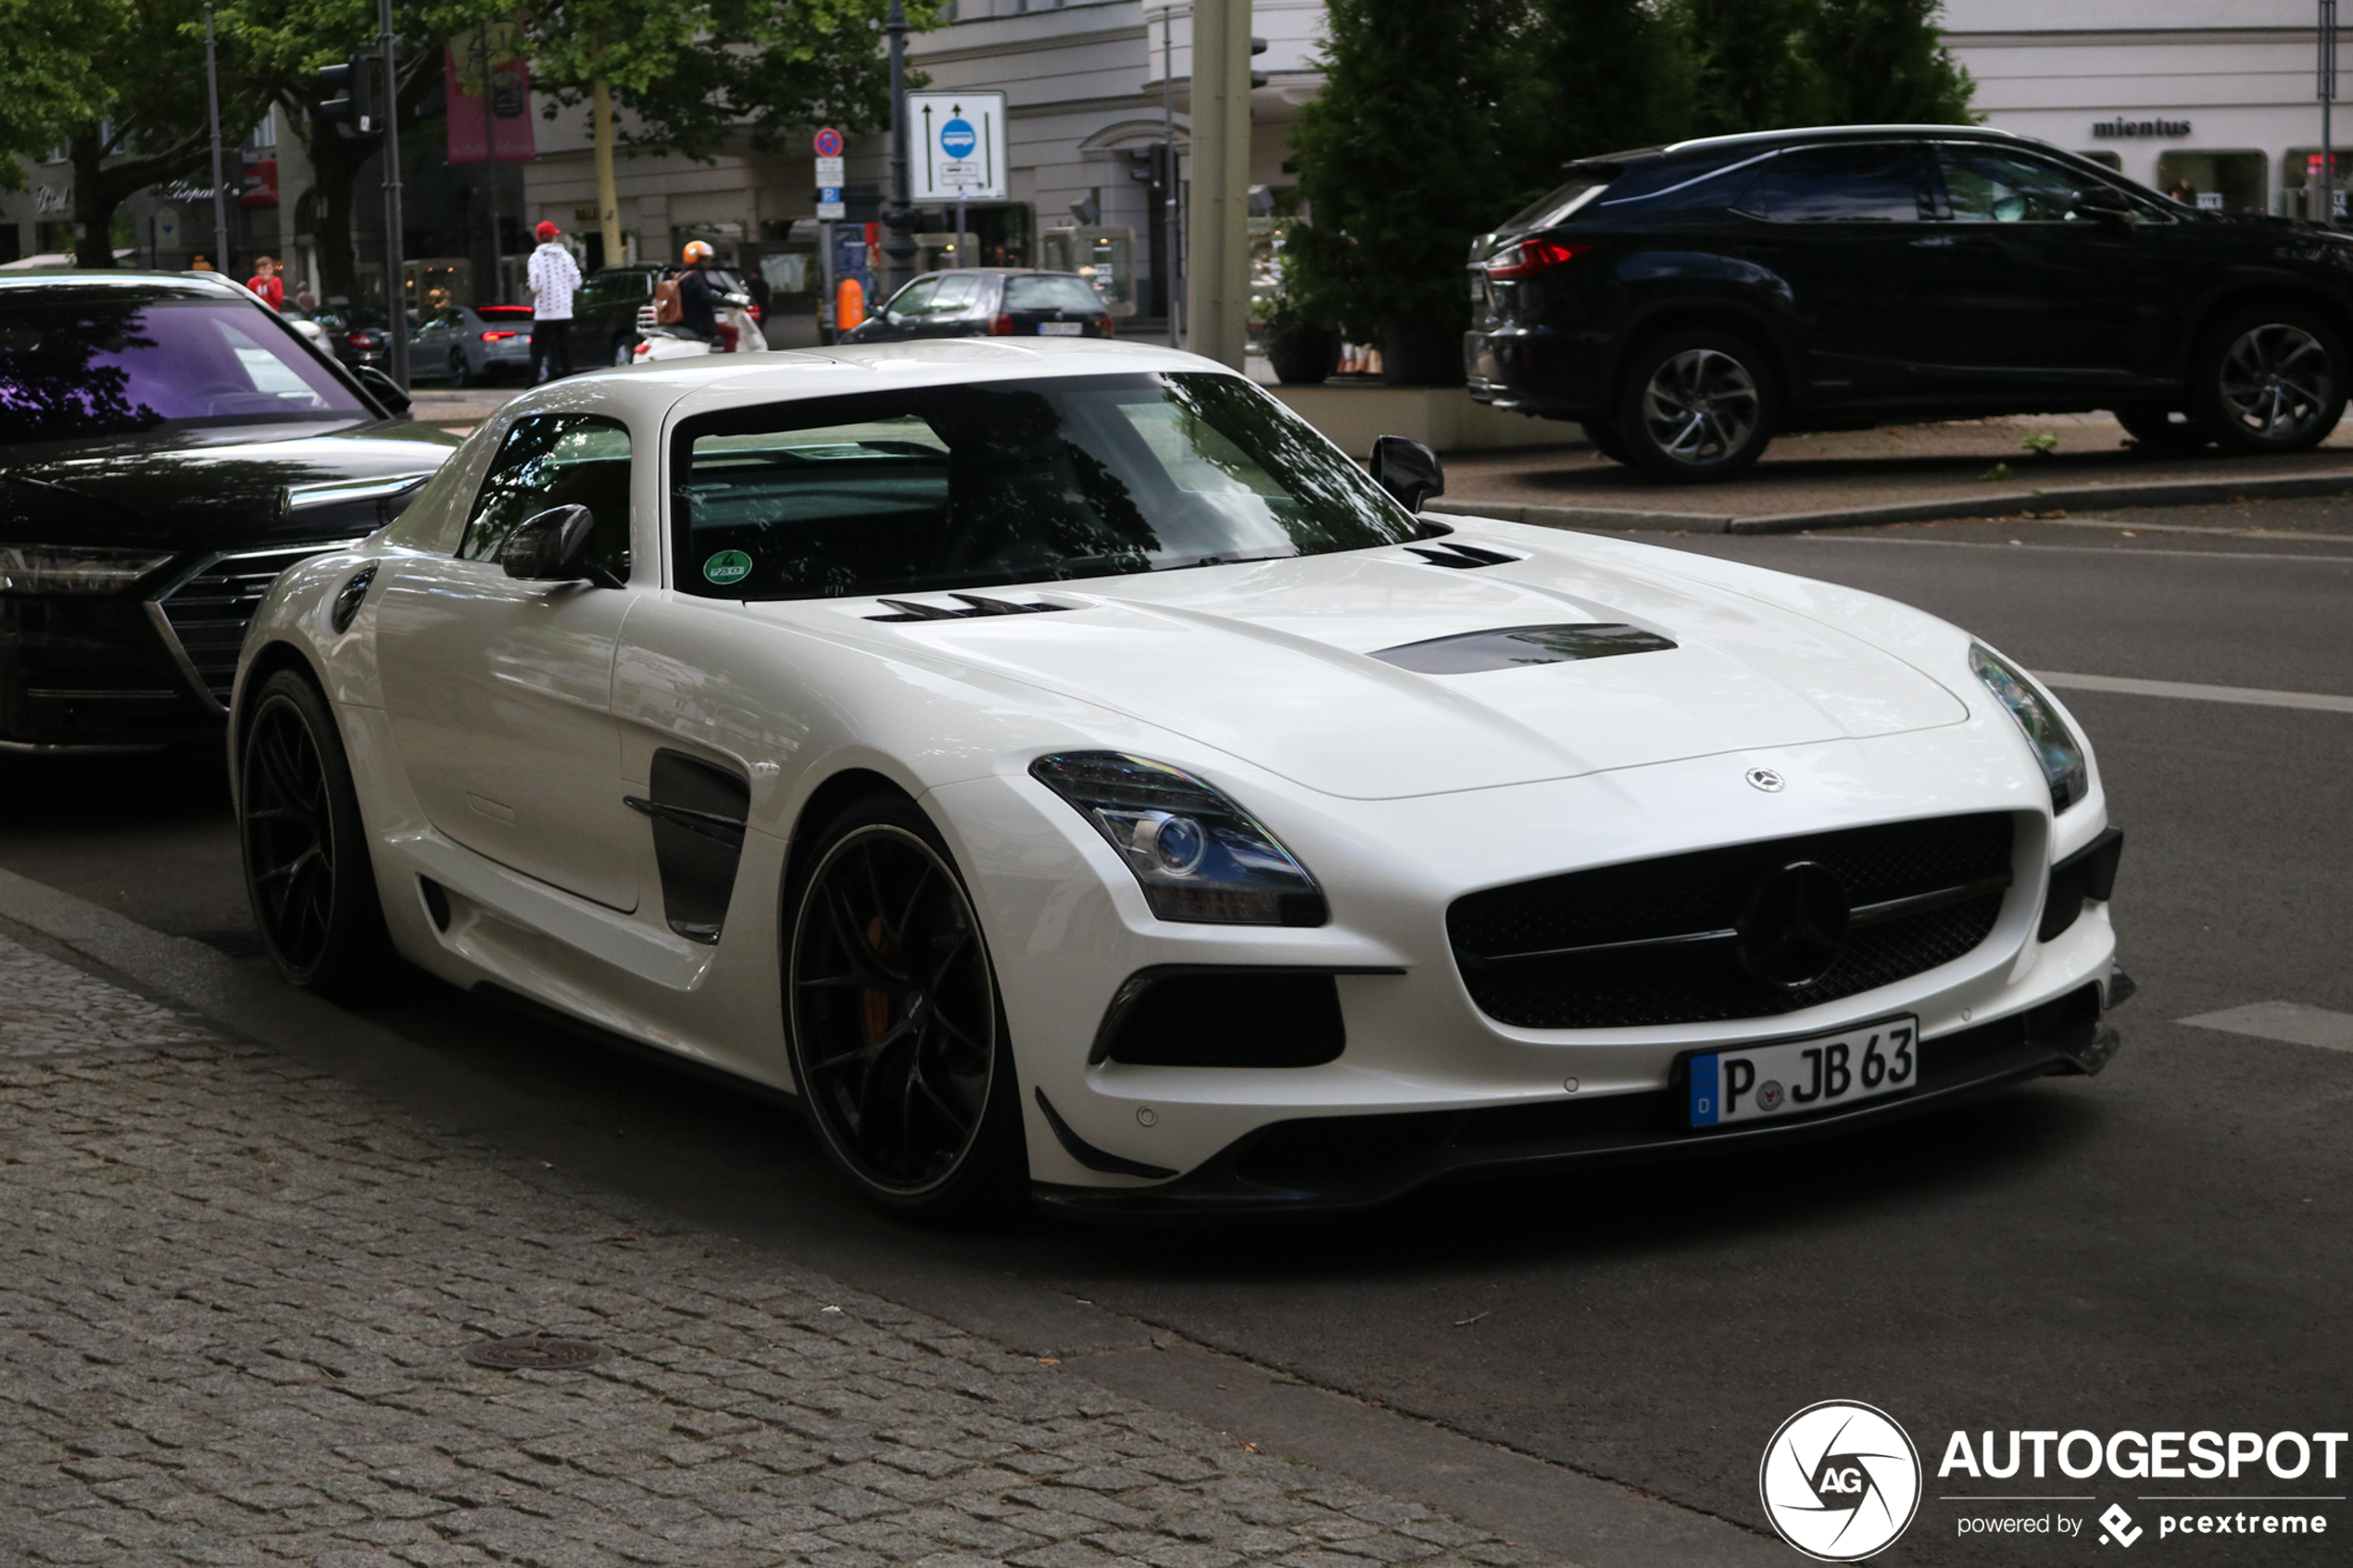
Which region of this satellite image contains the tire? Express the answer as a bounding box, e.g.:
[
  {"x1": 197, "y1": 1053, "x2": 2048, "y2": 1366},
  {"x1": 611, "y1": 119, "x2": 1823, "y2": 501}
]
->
[
  {"x1": 1579, "y1": 419, "x2": 1634, "y2": 465},
  {"x1": 785, "y1": 795, "x2": 1026, "y2": 1221},
  {"x1": 611, "y1": 335, "x2": 636, "y2": 367},
  {"x1": 1610, "y1": 328, "x2": 1778, "y2": 483},
  {"x1": 2188, "y1": 305, "x2": 2347, "y2": 456},
  {"x1": 2112, "y1": 404, "x2": 2209, "y2": 452},
  {"x1": 238, "y1": 668, "x2": 395, "y2": 997},
  {"x1": 450, "y1": 349, "x2": 477, "y2": 388}
]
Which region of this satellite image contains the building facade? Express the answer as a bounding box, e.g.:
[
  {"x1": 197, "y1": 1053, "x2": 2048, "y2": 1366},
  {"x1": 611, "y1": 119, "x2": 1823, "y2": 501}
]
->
[{"x1": 1944, "y1": 0, "x2": 2343, "y2": 218}]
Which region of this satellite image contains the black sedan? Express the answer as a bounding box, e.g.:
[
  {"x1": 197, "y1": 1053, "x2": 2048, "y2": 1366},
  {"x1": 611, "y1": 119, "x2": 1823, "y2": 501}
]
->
[
  {"x1": 0, "y1": 273, "x2": 458, "y2": 754},
  {"x1": 1465, "y1": 124, "x2": 2353, "y2": 480},
  {"x1": 842, "y1": 270, "x2": 1114, "y2": 344}
]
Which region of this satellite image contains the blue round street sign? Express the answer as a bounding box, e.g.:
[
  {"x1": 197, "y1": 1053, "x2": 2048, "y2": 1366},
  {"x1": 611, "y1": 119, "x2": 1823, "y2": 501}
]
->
[{"x1": 940, "y1": 117, "x2": 977, "y2": 159}]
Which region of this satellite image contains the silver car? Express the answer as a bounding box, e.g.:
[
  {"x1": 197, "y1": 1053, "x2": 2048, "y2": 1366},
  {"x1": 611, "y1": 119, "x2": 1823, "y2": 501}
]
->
[{"x1": 409, "y1": 304, "x2": 535, "y2": 385}]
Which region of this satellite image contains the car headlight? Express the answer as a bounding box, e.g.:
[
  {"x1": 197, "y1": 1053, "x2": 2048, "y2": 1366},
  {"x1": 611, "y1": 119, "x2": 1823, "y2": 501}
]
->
[
  {"x1": 1970, "y1": 643, "x2": 2087, "y2": 813},
  {"x1": 0, "y1": 545, "x2": 176, "y2": 596},
  {"x1": 1030, "y1": 752, "x2": 1327, "y2": 926}
]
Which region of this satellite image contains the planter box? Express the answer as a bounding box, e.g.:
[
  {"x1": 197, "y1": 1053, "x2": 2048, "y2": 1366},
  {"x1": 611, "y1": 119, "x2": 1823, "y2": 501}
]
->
[{"x1": 1266, "y1": 382, "x2": 1579, "y2": 456}]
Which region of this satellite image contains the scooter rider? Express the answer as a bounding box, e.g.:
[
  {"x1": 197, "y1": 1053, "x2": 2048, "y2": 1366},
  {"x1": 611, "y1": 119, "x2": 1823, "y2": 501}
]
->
[{"x1": 675, "y1": 241, "x2": 739, "y2": 354}]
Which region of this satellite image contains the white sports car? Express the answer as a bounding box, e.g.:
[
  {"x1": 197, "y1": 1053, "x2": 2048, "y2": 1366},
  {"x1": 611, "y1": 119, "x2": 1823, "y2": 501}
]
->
[{"x1": 230, "y1": 340, "x2": 2126, "y2": 1219}]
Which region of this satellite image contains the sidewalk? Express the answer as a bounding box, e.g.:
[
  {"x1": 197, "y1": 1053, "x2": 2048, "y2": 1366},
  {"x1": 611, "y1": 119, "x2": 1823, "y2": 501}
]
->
[
  {"x1": 0, "y1": 925, "x2": 1538, "y2": 1568},
  {"x1": 1434, "y1": 414, "x2": 2353, "y2": 533}
]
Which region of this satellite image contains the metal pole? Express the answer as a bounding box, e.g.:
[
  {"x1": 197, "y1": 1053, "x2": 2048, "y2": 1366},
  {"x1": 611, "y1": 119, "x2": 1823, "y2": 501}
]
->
[
  {"x1": 476, "y1": 30, "x2": 501, "y2": 302},
  {"x1": 882, "y1": 0, "x2": 917, "y2": 299},
  {"x1": 2325, "y1": 0, "x2": 2339, "y2": 224},
  {"x1": 1163, "y1": 4, "x2": 1179, "y2": 346},
  {"x1": 957, "y1": 194, "x2": 966, "y2": 269},
  {"x1": 379, "y1": 0, "x2": 409, "y2": 386},
  {"x1": 203, "y1": 3, "x2": 229, "y2": 277}
]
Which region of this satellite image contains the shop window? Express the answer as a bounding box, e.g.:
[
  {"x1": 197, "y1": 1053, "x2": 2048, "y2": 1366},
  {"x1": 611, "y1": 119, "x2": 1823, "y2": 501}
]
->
[
  {"x1": 2076, "y1": 150, "x2": 2122, "y2": 172},
  {"x1": 2283, "y1": 149, "x2": 2349, "y2": 220},
  {"x1": 2155, "y1": 150, "x2": 2266, "y2": 213}
]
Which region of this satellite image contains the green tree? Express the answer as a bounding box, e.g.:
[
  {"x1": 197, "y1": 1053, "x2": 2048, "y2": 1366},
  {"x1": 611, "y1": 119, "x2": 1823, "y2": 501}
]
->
[
  {"x1": 1287, "y1": 0, "x2": 1550, "y2": 382},
  {"x1": 519, "y1": 0, "x2": 919, "y2": 273},
  {"x1": 1675, "y1": 0, "x2": 1825, "y2": 137},
  {"x1": 0, "y1": 0, "x2": 113, "y2": 188},
  {"x1": 1531, "y1": 0, "x2": 1695, "y2": 166},
  {"x1": 1807, "y1": 0, "x2": 1972, "y2": 125}
]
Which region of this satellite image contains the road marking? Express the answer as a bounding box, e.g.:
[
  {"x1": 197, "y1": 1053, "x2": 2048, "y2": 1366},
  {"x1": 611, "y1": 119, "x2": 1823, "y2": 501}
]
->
[
  {"x1": 2026, "y1": 517, "x2": 2353, "y2": 541},
  {"x1": 2177, "y1": 1001, "x2": 2353, "y2": 1053},
  {"x1": 2036, "y1": 672, "x2": 2353, "y2": 714},
  {"x1": 1795, "y1": 534, "x2": 2353, "y2": 564}
]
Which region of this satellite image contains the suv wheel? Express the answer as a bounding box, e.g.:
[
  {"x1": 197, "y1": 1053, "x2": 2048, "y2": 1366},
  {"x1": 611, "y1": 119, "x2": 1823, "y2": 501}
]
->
[
  {"x1": 611, "y1": 335, "x2": 636, "y2": 367},
  {"x1": 2191, "y1": 306, "x2": 2346, "y2": 455},
  {"x1": 1613, "y1": 330, "x2": 1776, "y2": 483}
]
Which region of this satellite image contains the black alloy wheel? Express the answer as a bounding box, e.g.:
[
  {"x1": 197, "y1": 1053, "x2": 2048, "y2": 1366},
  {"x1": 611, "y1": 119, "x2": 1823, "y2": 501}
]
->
[
  {"x1": 611, "y1": 335, "x2": 636, "y2": 367},
  {"x1": 238, "y1": 668, "x2": 393, "y2": 995},
  {"x1": 449, "y1": 348, "x2": 476, "y2": 388},
  {"x1": 1613, "y1": 328, "x2": 1777, "y2": 483},
  {"x1": 786, "y1": 797, "x2": 1024, "y2": 1219},
  {"x1": 2192, "y1": 306, "x2": 2346, "y2": 455},
  {"x1": 2112, "y1": 404, "x2": 2209, "y2": 452}
]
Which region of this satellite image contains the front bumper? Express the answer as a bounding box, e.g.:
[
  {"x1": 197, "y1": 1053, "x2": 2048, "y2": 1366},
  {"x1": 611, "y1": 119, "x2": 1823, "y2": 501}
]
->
[{"x1": 1036, "y1": 981, "x2": 2122, "y2": 1217}]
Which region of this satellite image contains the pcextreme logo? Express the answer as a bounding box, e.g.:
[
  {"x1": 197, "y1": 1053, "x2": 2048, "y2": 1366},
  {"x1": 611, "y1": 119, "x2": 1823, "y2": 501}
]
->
[{"x1": 1759, "y1": 1400, "x2": 1923, "y2": 1562}]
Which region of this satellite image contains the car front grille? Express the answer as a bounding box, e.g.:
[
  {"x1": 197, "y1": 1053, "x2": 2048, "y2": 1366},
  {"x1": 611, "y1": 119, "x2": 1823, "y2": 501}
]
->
[
  {"x1": 151, "y1": 544, "x2": 342, "y2": 708},
  {"x1": 1447, "y1": 813, "x2": 2018, "y2": 1029}
]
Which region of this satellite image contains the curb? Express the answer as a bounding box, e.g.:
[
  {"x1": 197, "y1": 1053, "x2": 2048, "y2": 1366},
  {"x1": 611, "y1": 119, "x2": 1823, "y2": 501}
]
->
[{"x1": 1430, "y1": 464, "x2": 2353, "y2": 535}]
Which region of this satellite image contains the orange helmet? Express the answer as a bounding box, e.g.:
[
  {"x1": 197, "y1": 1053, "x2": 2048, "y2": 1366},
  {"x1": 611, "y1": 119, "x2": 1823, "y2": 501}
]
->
[{"x1": 682, "y1": 240, "x2": 714, "y2": 264}]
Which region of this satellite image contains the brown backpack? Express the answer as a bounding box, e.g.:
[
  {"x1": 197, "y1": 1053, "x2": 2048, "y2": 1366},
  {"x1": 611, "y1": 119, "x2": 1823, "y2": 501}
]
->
[{"x1": 653, "y1": 277, "x2": 683, "y2": 325}]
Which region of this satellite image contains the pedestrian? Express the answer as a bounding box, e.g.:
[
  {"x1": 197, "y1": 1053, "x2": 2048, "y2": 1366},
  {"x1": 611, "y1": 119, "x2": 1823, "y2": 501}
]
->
[
  {"x1": 293, "y1": 284, "x2": 317, "y2": 313},
  {"x1": 246, "y1": 255, "x2": 283, "y2": 310},
  {"x1": 527, "y1": 220, "x2": 582, "y2": 382}
]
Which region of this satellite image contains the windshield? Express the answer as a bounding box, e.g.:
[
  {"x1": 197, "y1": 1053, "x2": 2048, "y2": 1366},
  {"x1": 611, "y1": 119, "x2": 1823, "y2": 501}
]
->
[
  {"x1": 1004, "y1": 275, "x2": 1105, "y2": 312},
  {"x1": 673, "y1": 371, "x2": 1424, "y2": 600},
  {"x1": 0, "y1": 297, "x2": 368, "y2": 444},
  {"x1": 1499, "y1": 170, "x2": 1617, "y2": 232}
]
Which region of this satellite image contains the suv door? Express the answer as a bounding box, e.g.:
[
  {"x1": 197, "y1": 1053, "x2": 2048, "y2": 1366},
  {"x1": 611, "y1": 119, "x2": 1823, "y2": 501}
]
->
[
  {"x1": 1919, "y1": 144, "x2": 2183, "y2": 394},
  {"x1": 373, "y1": 413, "x2": 643, "y2": 910},
  {"x1": 1729, "y1": 143, "x2": 1941, "y2": 407}
]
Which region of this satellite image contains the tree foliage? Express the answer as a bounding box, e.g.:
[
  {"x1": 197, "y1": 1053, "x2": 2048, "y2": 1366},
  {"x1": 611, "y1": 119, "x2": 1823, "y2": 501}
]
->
[{"x1": 0, "y1": 0, "x2": 115, "y2": 188}]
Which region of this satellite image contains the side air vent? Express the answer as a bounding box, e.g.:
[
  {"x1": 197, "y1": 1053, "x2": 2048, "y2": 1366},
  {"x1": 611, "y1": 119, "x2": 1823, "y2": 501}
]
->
[
  {"x1": 1372, "y1": 622, "x2": 1677, "y2": 675},
  {"x1": 1405, "y1": 541, "x2": 1520, "y2": 569},
  {"x1": 868, "y1": 593, "x2": 1074, "y2": 622},
  {"x1": 1090, "y1": 967, "x2": 1368, "y2": 1068},
  {"x1": 623, "y1": 751, "x2": 750, "y2": 944}
]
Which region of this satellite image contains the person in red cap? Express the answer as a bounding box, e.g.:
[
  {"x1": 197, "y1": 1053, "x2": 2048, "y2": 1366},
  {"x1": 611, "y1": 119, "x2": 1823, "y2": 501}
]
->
[{"x1": 527, "y1": 220, "x2": 583, "y2": 382}]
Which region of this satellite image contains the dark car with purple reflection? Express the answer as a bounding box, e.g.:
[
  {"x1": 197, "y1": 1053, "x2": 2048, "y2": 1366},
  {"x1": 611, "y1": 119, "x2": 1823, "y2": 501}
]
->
[{"x1": 0, "y1": 272, "x2": 458, "y2": 755}]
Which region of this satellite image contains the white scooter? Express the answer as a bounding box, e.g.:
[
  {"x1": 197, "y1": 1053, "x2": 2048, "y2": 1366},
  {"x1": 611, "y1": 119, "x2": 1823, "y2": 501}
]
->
[{"x1": 630, "y1": 284, "x2": 767, "y2": 364}]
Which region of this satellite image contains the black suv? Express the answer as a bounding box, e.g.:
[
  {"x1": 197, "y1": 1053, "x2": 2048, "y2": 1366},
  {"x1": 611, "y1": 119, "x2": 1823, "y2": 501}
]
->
[
  {"x1": 1466, "y1": 125, "x2": 2353, "y2": 481},
  {"x1": 571, "y1": 264, "x2": 667, "y2": 367},
  {"x1": 843, "y1": 270, "x2": 1114, "y2": 344}
]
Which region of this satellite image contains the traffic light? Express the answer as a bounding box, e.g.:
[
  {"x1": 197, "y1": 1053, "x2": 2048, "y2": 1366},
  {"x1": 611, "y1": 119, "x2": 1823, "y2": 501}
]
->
[
  {"x1": 316, "y1": 56, "x2": 381, "y2": 134},
  {"x1": 1251, "y1": 34, "x2": 1269, "y2": 89},
  {"x1": 1128, "y1": 143, "x2": 1170, "y2": 195}
]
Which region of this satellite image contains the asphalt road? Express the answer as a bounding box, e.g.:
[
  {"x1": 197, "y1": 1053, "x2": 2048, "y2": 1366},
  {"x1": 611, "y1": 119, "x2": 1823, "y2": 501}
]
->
[{"x1": 5, "y1": 494, "x2": 2349, "y2": 1566}]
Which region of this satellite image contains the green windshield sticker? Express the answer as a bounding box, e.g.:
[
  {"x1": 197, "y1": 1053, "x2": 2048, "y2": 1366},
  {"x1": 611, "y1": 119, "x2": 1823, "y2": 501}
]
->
[{"x1": 702, "y1": 549, "x2": 753, "y2": 585}]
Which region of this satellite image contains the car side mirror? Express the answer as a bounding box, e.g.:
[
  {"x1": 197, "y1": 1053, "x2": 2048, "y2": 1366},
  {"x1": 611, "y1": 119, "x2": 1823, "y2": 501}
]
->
[
  {"x1": 1369, "y1": 434, "x2": 1445, "y2": 513},
  {"x1": 499, "y1": 505, "x2": 624, "y2": 589},
  {"x1": 2073, "y1": 186, "x2": 2133, "y2": 225},
  {"x1": 355, "y1": 363, "x2": 411, "y2": 414}
]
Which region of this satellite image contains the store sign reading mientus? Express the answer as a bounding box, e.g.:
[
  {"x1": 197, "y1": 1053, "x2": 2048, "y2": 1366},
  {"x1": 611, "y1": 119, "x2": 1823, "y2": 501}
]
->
[{"x1": 2093, "y1": 117, "x2": 2192, "y2": 139}]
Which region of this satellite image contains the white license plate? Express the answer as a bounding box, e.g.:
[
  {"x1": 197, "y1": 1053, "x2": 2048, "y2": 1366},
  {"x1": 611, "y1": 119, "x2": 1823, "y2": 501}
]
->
[
  {"x1": 1038, "y1": 320, "x2": 1085, "y2": 335},
  {"x1": 1687, "y1": 1017, "x2": 1918, "y2": 1126}
]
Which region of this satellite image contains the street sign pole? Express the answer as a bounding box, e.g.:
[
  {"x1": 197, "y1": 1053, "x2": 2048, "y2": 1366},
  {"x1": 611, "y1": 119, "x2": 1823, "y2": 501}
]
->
[
  {"x1": 204, "y1": 3, "x2": 230, "y2": 276},
  {"x1": 474, "y1": 31, "x2": 500, "y2": 301},
  {"x1": 379, "y1": 0, "x2": 409, "y2": 386},
  {"x1": 2325, "y1": 0, "x2": 2340, "y2": 224},
  {"x1": 1162, "y1": 4, "x2": 1180, "y2": 346},
  {"x1": 883, "y1": 0, "x2": 918, "y2": 300}
]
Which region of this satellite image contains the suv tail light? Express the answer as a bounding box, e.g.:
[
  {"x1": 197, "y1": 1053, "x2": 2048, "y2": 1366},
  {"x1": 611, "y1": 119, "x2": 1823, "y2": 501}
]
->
[
  {"x1": 991, "y1": 313, "x2": 1016, "y2": 335},
  {"x1": 1096, "y1": 313, "x2": 1115, "y2": 336},
  {"x1": 1483, "y1": 238, "x2": 1591, "y2": 281}
]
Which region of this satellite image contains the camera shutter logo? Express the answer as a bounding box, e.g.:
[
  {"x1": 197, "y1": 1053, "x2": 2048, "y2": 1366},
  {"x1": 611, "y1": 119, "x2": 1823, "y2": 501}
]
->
[{"x1": 1758, "y1": 1400, "x2": 1921, "y2": 1561}]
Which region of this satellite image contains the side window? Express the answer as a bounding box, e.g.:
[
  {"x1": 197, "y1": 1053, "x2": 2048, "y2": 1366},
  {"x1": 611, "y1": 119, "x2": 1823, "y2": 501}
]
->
[
  {"x1": 459, "y1": 414, "x2": 633, "y2": 579},
  {"x1": 1735, "y1": 144, "x2": 1930, "y2": 223},
  {"x1": 1938, "y1": 146, "x2": 2112, "y2": 223},
  {"x1": 885, "y1": 278, "x2": 938, "y2": 321},
  {"x1": 928, "y1": 274, "x2": 983, "y2": 314}
]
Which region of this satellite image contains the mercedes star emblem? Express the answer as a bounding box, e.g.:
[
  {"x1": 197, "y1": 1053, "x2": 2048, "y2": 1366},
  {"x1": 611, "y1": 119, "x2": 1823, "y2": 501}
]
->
[
  {"x1": 1736, "y1": 860, "x2": 1852, "y2": 988},
  {"x1": 1745, "y1": 767, "x2": 1786, "y2": 793}
]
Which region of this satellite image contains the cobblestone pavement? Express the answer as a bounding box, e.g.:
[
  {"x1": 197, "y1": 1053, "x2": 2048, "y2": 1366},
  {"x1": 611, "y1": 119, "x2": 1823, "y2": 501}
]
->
[{"x1": 0, "y1": 932, "x2": 1532, "y2": 1568}]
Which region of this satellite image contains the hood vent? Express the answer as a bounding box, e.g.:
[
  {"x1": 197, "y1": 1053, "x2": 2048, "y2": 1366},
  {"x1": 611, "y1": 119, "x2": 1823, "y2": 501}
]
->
[
  {"x1": 1371, "y1": 622, "x2": 1677, "y2": 675},
  {"x1": 869, "y1": 592, "x2": 1074, "y2": 622},
  {"x1": 1405, "y1": 541, "x2": 1521, "y2": 570}
]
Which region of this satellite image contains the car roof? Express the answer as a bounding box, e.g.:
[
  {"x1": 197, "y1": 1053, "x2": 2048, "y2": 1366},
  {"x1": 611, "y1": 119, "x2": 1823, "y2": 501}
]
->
[{"x1": 0, "y1": 271, "x2": 254, "y2": 306}]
